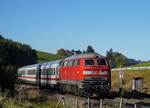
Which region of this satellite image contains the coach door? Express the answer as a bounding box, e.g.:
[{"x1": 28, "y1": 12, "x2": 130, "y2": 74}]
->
[
  {"x1": 36, "y1": 65, "x2": 41, "y2": 88},
  {"x1": 46, "y1": 68, "x2": 48, "y2": 86},
  {"x1": 50, "y1": 65, "x2": 58, "y2": 85}
]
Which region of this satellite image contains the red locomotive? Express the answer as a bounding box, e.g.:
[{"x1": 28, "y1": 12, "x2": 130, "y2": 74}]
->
[
  {"x1": 59, "y1": 53, "x2": 111, "y2": 96},
  {"x1": 18, "y1": 53, "x2": 111, "y2": 97}
]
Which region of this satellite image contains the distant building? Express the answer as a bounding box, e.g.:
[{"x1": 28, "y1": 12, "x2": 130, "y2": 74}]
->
[{"x1": 128, "y1": 59, "x2": 142, "y2": 66}]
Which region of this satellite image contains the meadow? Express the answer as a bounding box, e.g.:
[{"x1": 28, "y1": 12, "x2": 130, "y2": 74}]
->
[{"x1": 111, "y1": 69, "x2": 150, "y2": 94}]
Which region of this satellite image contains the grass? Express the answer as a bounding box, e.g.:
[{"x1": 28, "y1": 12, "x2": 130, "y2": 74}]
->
[
  {"x1": 111, "y1": 69, "x2": 150, "y2": 94},
  {"x1": 0, "y1": 88, "x2": 68, "y2": 108},
  {"x1": 129, "y1": 61, "x2": 150, "y2": 67},
  {"x1": 37, "y1": 51, "x2": 65, "y2": 63}
]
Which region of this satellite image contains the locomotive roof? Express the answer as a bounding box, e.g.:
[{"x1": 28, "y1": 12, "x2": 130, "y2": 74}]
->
[{"x1": 64, "y1": 53, "x2": 105, "y2": 61}]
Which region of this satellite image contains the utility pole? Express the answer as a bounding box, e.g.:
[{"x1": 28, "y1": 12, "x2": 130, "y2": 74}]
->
[{"x1": 119, "y1": 65, "x2": 124, "y2": 94}]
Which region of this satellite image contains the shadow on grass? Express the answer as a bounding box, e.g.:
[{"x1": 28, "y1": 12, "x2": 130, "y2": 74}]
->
[
  {"x1": 124, "y1": 90, "x2": 150, "y2": 99},
  {"x1": 106, "y1": 90, "x2": 150, "y2": 99}
]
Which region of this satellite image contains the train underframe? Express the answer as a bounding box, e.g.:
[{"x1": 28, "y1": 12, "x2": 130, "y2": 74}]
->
[
  {"x1": 59, "y1": 78, "x2": 111, "y2": 97},
  {"x1": 82, "y1": 78, "x2": 111, "y2": 97}
]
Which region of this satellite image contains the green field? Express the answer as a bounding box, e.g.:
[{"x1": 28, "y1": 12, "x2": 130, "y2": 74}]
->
[
  {"x1": 37, "y1": 51, "x2": 65, "y2": 63},
  {"x1": 111, "y1": 69, "x2": 150, "y2": 94}
]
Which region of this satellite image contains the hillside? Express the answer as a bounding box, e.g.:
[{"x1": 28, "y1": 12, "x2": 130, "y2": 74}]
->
[
  {"x1": 129, "y1": 61, "x2": 150, "y2": 67},
  {"x1": 37, "y1": 51, "x2": 65, "y2": 63}
]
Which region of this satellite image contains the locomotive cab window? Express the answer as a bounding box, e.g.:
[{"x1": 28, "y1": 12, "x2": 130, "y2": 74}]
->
[
  {"x1": 97, "y1": 59, "x2": 107, "y2": 66},
  {"x1": 85, "y1": 59, "x2": 94, "y2": 65},
  {"x1": 73, "y1": 59, "x2": 80, "y2": 66},
  {"x1": 77, "y1": 59, "x2": 80, "y2": 65},
  {"x1": 68, "y1": 60, "x2": 74, "y2": 66},
  {"x1": 64, "y1": 61, "x2": 68, "y2": 67}
]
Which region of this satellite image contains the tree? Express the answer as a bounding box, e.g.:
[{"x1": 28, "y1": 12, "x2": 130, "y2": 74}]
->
[
  {"x1": 71, "y1": 49, "x2": 82, "y2": 54},
  {"x1": 106, "y1": 48, "x2": 113, "y2": 58},
  {"x1": 0, "y1": 34, "x2": 38, "y2": 90},
  {"x1": 0, "y1": 65, "x2": 16, "y2": 90},
  {"x1": 106, "y1": 48, "x2": 114, "y2": 67},
  {"x1": 86, "y1": 45, "x2": 95, "y2": 53},
  {"x1": 77, "y1": 49, "x2": 82, "y2": 54},
  {"x1": 113, "y1": 52, "x2": 128, "y2": 68},
  {"x1": 106, "y1": 49, "x2": 128, "y2": 68},
  {"x1": 57, "y1": 48, "x2": 73, "y2": 57},
  {"x1": 0, "y1": 35, "x2": 4, "y2": 40}
]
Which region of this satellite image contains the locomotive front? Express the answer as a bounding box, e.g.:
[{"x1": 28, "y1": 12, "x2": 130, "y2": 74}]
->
[{"x1": 81, "y1": 55, "x2": 111, "y2": 97}]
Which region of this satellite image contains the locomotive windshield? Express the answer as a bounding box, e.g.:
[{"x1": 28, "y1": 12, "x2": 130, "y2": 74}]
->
[
  {"x1": 97, "y1": 58, "x2": 107, "y2": 66},
  {"x1": 85, "y1": 59, "x2": 94, "y2": 65}
]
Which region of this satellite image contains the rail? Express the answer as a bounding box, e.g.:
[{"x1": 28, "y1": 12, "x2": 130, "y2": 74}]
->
[{"x1": 111, "y1": 66, "x2": 150, "y2": 71}]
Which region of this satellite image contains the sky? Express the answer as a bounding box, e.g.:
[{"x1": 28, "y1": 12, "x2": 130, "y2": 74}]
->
[{"x1": 0, "y1": 0, "x2": 150, "y2": 61}]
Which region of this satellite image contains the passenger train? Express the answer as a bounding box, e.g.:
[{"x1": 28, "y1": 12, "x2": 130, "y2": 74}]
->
[{"x1": 17, "y1": 53, "x2": 111, "y2": 97}]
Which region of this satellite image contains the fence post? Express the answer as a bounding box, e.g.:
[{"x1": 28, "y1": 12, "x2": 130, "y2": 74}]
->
[
  {"x1": 119, "y1": 97, "x2": 123, "y2": 108},
  {"x1": 99, "y1": 98, "x2": 103, "y2": 108},
  {"x1": 87, "y1": 97, "x2": 90, "y2": 108},
  {"x1": 76, "y1": 98, "x2": 78, "y2": 108}
]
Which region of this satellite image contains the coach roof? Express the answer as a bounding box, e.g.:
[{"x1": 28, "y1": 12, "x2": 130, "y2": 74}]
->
[
  {"x1": 41, "y1": 60, "x2": 61, "y2": 69},
  {"x1": 18, "y1": 63, "x2": 41, "y2": 71}
]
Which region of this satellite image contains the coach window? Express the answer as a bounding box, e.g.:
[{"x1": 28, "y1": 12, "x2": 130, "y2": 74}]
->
[
  {"x1": 54, "y1": 68, "x2": 56, "y2": 75},
  {"x1": 43, "y1": 69, "x2": 46, "y2": 75},
  {"x1": 97, "y1": 59, "x2": 107, "y2": 66},
  {"x1": 19, "y1": 70, "x2": 25, "y2": 76},
  {"x1": 51, "y1": 68, "x2": 54, "y2": 75},
  {"x1": 46, "y1": 68, "x2": 48, "y2": 75},
  {"x1": 27, "y1": 70, "x2": 35, "y2": 75},
  {"x1": 47, "y1": 68, "x2": 53, "y2": 75},
  {"x1": 56, "y1": 67, "x2": 59, "y2": 75},
  {"x1": 21, "y1": 70, "x2": 25, "y2": 75},
  {"x1": 53, "y1": 68, "x2": 55, "y2": 75},
  {"x1": 41, "y1": 68, "x2": 44, "y2": 75},
  {"x1": 85, "y1": 59, "x2": 94, "y2": 65}
]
